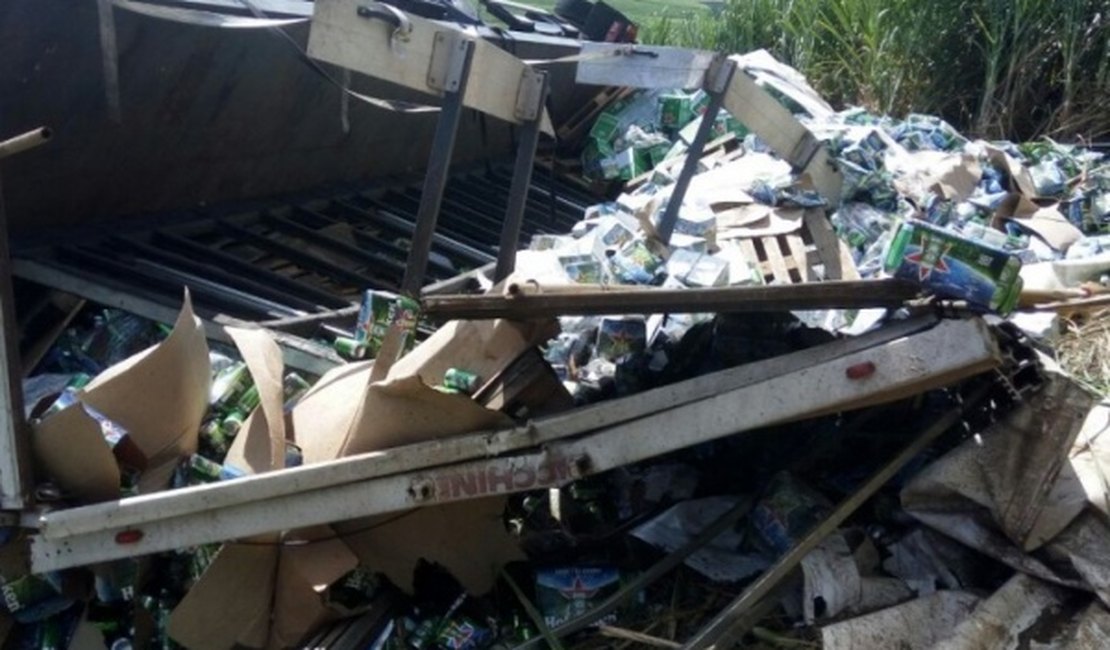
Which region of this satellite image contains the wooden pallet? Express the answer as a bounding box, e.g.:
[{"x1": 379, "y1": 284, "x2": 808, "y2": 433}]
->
[
  {"x1": 733, "y1": 208, "x2": 859, "y2": 283},
  {"x1": 555, "y1": 86, "x2": 634, "y2": 145}
]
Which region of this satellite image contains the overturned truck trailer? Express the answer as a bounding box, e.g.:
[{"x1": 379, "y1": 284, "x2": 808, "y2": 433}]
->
[{"x1": 0, "y1": 1, "x2": 1056, "y2": 648}]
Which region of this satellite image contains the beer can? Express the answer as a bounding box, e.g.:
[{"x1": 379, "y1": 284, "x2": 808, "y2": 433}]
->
[
  {"x1": 443, "y1": 368, "x2": 480, "y2": 394},
  {"x1": 209, "y1": 362, "x2": 249, "y2": 411},
  {"x1": 284, "y1": 441, "x2": 304, "y2": 468},
  {"x1": 187, "y1": 454, "x2": 223, "y2": 484},
  {"x1": 884, "y1": 219, "x2": 1023, "y2": 314},
  {"x1": 221, "y1": 409, "x2": 247, "y2": 438},
  {"x1": 356, "y1": 290, "x2": 393, "y2": 350},
  {"x1": 236, "y1": 384, "x2": 260, "y2": 414},
  {"x1": 334, "y1": 336, "x2": 367, "y2": 359},
  {"x1": 282, "y1": 372, "x2": 313, "y2": 409}
]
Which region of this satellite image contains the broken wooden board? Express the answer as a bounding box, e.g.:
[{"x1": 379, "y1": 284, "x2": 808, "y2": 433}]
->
[{"x1": 420, "y1": 278, "x2": 913, "y2": 320}]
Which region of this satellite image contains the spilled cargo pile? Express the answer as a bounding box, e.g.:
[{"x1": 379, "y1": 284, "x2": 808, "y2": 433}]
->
[{"x1": 8, "y1": 53, "x2": 1110, "y2": 650}]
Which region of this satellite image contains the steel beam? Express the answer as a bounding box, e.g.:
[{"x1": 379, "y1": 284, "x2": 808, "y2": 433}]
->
[
  {"x1": 400, "y1": 39, "x2": 477, "y2": 296},
  {"x1": 495, "y1": 72, "x2": 550, "y2": 281},
  {"x1": 657, "y1": 58, "x2": 736, "y2": 244},
  {"x1": 30, "y1": 317, "x2": 998, "y2": 571}
]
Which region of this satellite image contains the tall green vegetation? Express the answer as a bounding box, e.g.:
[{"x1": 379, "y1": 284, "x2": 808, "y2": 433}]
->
[{"x1": 640, "y1": 0, "x2": 1110, "y2": 142}]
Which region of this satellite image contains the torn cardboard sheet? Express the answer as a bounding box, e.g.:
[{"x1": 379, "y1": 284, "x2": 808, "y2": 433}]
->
[
  {"x1": 982, "y1": 143, "x2": 1038, "y2": 198},
  {"x1": 733, "y1": 49, "x2": 835, "y2": 120},
  {"x1": 388, "y1": 317, "x2": 558, "y2": 388},
  {"x1": 932, "y1": 573, "x2": 1070, "y2": 650},
  {"x1": 903, "y1": 371, "x2": 1110, "y2": 603},
  {"x1": 170, "y1": 528, "x2": 357, "y2": 649},
  {"x1": 687, "y1": 154, "x2": 793, "y2": 205},
  {"x1": 169, "y1": 542, "x2": 281, "y2": 650},
  {"x1": 333, "y1": 496, "x2": 525, "y2": 595},
  {"x1": 888, "y1": 150, "x2": 982, "y2": 203},
  {"x1": 320, "y1": 377, "x2": 519, "y2": 594},
  {"x1": 291, "y1": 319, "x2": 545, "y2": 595},
  {"x1": 820, "y1": 590, "x2": 981, "y2": 650},
  {"x1": 630, "y1": 496, "x2": 769, "y2": 583},
  {"x1": 715, "y1": 206, "x2": 804, "y2": 239},
  {"x1": 800, "y1": 533, "x2": 912, "y2": 623},
  {"x1": 184, "y1": 328, "x2": 358, "y2": 649},
  {"x1": 904, "y1": 370, "x2": 1096, "y2": 553},
  {"x1": 32, "y1": 292, "x2": 210, "y2": 502},
  {"x1": 269, "y1": 527, "x2": 359, "y2": 649},
  {"x1": 224, "y1": 326, "x2": 287, "y2": 473},
  {"x1": 1005, "y1": 205, "x2": 1084, "y2": 252},
  {"x1": 300, "y1": 374, "x2": 514, "y2": 461}
]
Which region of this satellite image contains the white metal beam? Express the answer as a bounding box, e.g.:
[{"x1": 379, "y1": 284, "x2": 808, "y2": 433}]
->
[
  {"x1": 31, "y1": 318, "x2": 999, "y2": 572},
  {"x1": 722, "y1": 59, "x2": 842, "y2": 205},
  {"x1": 0, "y1": 176, "x2": 30, "y2": 509},
  {"x1": 31, "y1": 315, "x2": 937, "y2": 539},
  {"x1": 575, "y1": 43, "x2": 713, "y2": 90}
]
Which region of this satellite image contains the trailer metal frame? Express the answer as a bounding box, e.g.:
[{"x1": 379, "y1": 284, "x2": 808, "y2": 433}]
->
[{"x1": 6, "y1": 0, "x2": 890, "y2": 580}]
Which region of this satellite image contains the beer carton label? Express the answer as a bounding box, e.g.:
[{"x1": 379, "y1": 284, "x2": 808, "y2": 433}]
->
[
  {"x1": 885, "y1": 220, "x2": 1022, "y2": 313},
  {"x1": 535, "y1": 567, "x2": 621, "y2": 628}
]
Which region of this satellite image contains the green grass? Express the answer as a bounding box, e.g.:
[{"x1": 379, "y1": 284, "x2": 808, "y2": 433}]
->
[
  {"x1": 636, "y1": 0, "x2": 1110, "y2": 142},
  {"x1": 480, "y1": 0, "x2": 1110, "y2": 143}
]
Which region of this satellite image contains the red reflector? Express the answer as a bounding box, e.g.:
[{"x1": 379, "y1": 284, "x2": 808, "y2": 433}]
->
[
  {"x1": 846, "y1": 361, "x2": 876, "y2": 380},
  {"x1": 115, "y1": 529, "x2": 144, "y2": 544}
]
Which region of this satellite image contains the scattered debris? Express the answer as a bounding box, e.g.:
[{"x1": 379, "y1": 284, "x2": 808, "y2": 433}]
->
[{"x1": 6, "y1": 30, "x2": 1110, "y2": 650}]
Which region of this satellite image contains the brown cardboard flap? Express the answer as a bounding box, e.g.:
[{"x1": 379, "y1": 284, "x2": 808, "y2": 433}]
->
[
  {"x1": 717, "y1": 206, "x2": 804, "y2": 239},
  {"x1": 335, "y1": 496, "x2": 525, "y2": 594},
  {"x1": 80, "y1": 292, "x2": 209, "y2": 491},
  {"x1": 288, "y1": 361, "x2": 374, "y2": 464},
  {"x1": 270, "y1": 527, "x2": 358, "y2": 649},
  {"x1": 339, "y1": 376, "x2": 514, "y2": 456},
  {"x1": 31, "y1": 293, "x2": 209, "y2": 501},
  {"x1": 889, "y1": 150, "x2": 982, "y2": 202},
  {"x1": 31, "y1": 404, "x2": 120, "y2": 503},
  {"x1": 983, "y1": 143, "x2": 1037, "y2": 198},
  {"x1": 169, "y1": 541, "x2": 280, "y2": 649},
  {"x1": 225, "y1": 327, "x2": 287, "y2": 473},
  {"x1": 387, "y1": 318, "x2": 558, "y2": 388},
  {"x1": 1006, "y1": 205, "x2": 1083, "y2": 252},
  {"x1": 284, "y1": 319, "x2": 547, "y2": 599}
]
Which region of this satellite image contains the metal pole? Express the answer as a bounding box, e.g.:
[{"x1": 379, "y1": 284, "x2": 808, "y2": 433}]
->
[
  {"x1": 656, "y1": 59, "x2": 736, "y2": 245},
  {"x1": 494, "y1": 73, "x2": 549, "y2": 282},
  {"x1": 0, "y1": 127, "x2": 50, "y2": 509},
  {"x1": 0, "y1": 127, "x2": 52, "y2": 161},
  {"x1": 399, "y1": 39, "x2": 477, "y2": 297}
]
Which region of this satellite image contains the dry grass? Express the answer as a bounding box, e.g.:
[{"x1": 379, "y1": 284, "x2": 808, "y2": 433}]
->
[{"x1": 1056, "y1": 309, "x2": 1110, "y2": 396}]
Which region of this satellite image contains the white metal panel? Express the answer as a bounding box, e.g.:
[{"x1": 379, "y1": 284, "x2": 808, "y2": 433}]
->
[
  {"x1": 307, "y1": 0, "x2": 541, "y2": 125},
  {"x1": 723, "y1": 58, "x2": 842, "y2": 205},
  {"x1": 575, "y1": 43, "x2": 713, "y2": 90},
  {"x1": 31, "y1": 319, "x2": 998, "y2": 572}
]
